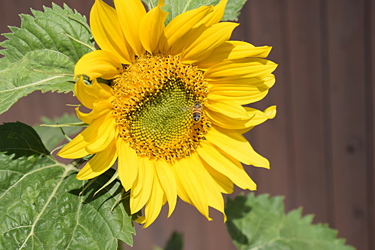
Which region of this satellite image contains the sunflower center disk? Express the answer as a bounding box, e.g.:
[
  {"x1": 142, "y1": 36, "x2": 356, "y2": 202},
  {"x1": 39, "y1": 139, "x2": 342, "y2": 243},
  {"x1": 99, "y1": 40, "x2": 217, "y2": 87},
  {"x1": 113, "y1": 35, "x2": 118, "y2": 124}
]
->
[{"x1": 111, "y1": 54, "x2": 210, "y2": 162}]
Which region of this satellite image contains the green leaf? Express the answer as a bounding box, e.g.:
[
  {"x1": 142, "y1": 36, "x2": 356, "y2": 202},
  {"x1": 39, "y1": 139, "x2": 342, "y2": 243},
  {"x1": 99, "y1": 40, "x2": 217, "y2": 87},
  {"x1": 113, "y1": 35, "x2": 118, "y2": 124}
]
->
[
  {"x1": 0, "y1": 3, "x2": 94, "y2": 115},
  {"x1": 142, "y1": 0, "x2": 247, "y2": 25},
  {"x1": 221, "y1": 0, "x2": 247, "y2": 21},
  {"x1": 164, "y1": 231, "x2": 183, "y2": 250},
  {"x1": 225, "y1": 193, "x2": 355, "y2": 250},
  {"x1": 33, "y1": 113, "x2": 82, "y2": 150},
  {"x1": 0, "y1": 122, "x2": 50, "y2": 158},
  {"x1": 153, "y1": 231, "x2": 183, "y2": 250},
  {"x1": 0, "y1": 153, "x2": 135, "y2": 249}
]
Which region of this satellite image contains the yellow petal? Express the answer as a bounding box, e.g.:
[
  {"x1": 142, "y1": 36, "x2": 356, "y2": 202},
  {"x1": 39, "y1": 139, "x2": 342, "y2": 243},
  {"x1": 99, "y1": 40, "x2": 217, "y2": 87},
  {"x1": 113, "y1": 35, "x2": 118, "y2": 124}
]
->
[
  {"x1": 206, "y1": 99, "x2": 249, "y2": 120},
  {"x1": 57, "y1": 132, "x2": 90, "y2": 159},
  {"x1": 74, "y1": 50, "x2": 122, "y2": 80},
  {"x1": 135, "y1": 216, "x2": 146, "y2": 224},
  {"x1": 139, "y1": 5, "x2": 168, "y2": 54},
  {"x1": 208, "y1": 75, "x2": 275, "y2": 99},
  {"x1": 189, "y1": 154, "x2": 226, "y2": 221},
  {"x1": 143, "y1": 177, "x2": 164, "y2": 228},
  {"x1": 130, "y1": 156, "x2": 143, "y2": 199},
  {"x1": 264, "y1": 105, "x2": 277, "y2": 119},
  {"x1": 58, "y1": 114, "x2": 113, "y2": 159},
  {"x1": 130, "y1": 157, "x2": 154, "y2": 213},
  {"x1": 198, "y1": 41, "x2": 272, "y2": 69},
  {"x1": 164, "y1": 5, "x2": 213, "y2": 52},
  {"x1": 208, "y1": 74, "x2": 275, "y2": 88},
  {"x1": 205, "y1": 163, "x2": 233, "y2": 194},
  {"x1": 170, "y1": 164, "x2": 192, "y2": 205},
  {"x1": 74, "y1": 77, "x2": 113, "y2": 109},
  {"x1": 76, "y1": 141, "x2": 117, "y2": 180},
  {"x1": 195, "y1": 0, "x2": 228, "y2": 27},
  {"x1": 208, "y1": 92, "x2": 269, "y2": 105},
  {"x1": 181, "y1": 22, "x2": 238, "y2": 63},
  {"x1": 114, "y1": 0, "x2": 146, "y2": 55},
  {"x1": 234, "y1": 105, "x2": 277, "y2": 135},
  {"x1": 155, "y1": 160, "x2": 177, "y2": 217},
  {"x1": 86, "y1": 122, "x2": 116, "y2": 153},
  {"x1": 117, "y1": 138, "x2": 138, "y2": 191},
  {"x1": 207, "y1": 104, "x2": 277, "y2": 131},
  {"x1": 206, "y1": 108, "x2": 251, "y2": 130},
  {"x1": 174, "y1": 159, "x2": 210, "y2": 220},
  {"x1": 76, "y1": 100, "x2": 112, "y2": 124},
  {"x1": 204, "y1": 58, "x2": 277, "y2": 80},
  {"x1": 206, "y1": 126, "x2": 269, "y2": 168},
  {"x1": 207, "y1": 75, "x2": 275, "y2": 105},
  {"x1": 245, "y1": 105, "x2": 277, "y2": 127},
  {"x1": 198, "y1": 141, "x2": 257, "y2": 190},
  {"x1": 90, "y1": 0, "x2": 133, "y2": 63},
  {"x1": 207, "y1": 75, "x2": 275, "y2": 104}
]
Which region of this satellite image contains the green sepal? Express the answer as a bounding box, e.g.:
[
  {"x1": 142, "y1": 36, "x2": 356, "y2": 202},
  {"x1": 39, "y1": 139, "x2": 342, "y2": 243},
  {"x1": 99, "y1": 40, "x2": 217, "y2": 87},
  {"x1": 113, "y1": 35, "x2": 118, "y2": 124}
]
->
[{"x1": 33, "y1": 113, "x2": 84, "y2": 150}]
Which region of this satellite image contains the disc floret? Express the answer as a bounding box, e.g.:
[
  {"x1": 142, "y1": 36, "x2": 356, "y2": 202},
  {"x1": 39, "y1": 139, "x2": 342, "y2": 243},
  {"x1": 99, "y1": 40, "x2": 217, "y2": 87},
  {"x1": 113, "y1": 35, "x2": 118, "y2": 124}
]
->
[{"x1": 112, "y1": 54, "x2": 210, "y2": 162}]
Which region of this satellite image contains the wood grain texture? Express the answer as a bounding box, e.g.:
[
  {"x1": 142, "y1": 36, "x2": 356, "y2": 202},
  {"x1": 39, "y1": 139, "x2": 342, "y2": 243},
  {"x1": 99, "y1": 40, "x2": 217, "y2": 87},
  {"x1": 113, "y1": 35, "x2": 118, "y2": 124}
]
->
[
  {"x1": 368, "y1": 0, "x2": 375, "y2": 248},
  {"x1": 365, "y1": 0, "x2": 375, "y2": 249},
  {"x1": 326, "y1": 0, "x2": 369, "y2": 248},
  {"x1": 0, "y1": 0, "x2": 373, "y2": 249}
]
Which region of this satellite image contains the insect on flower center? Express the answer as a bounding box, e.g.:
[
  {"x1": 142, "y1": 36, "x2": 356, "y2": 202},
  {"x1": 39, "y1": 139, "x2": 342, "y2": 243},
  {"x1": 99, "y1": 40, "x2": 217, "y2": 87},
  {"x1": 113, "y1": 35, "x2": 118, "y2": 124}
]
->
[{"x1": 111, "y1": 54, "x2": 210, "y2": 162}]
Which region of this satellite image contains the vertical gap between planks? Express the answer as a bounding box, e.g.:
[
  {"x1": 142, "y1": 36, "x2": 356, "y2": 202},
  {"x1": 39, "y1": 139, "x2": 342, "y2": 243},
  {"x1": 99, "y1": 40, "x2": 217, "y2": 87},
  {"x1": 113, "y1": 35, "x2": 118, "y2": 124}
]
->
[
  {"x1": 364, "y1": 0, "x2": 375, "y2": 248},
  {"x1": 279, "y1": 0, "x2": 297, "y2": 211},
  {"x1": 319, "y1": 0, "x2": 335, "y2": 228}
]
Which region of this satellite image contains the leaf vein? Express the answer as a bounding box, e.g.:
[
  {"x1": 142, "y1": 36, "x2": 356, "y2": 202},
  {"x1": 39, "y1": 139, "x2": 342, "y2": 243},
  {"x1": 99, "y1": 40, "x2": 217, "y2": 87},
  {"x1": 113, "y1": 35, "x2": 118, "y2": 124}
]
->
[
  {"x1": 0, "y1": 75, "x2": 66, "y2": 94},
  {"x1": 64, "y1": 181, "x2": 84, "y2": 250},
  {"x1": 49, "y1": 10, "x2": 82, "y2": 60},
  {"x1": 0, "y1": 225, "x2": 32, "y2": 237},
  {"x1": 0, "y1": 163, "x2": 60, "y2": 201},
  {"x1": 19, "y1": 165, "x2": 74, "y2": 249}
]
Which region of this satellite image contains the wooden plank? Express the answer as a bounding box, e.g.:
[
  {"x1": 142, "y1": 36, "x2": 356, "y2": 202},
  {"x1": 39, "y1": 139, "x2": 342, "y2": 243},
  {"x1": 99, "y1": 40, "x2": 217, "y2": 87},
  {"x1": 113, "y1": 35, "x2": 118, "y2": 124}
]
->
[
  {"x1": 326, "y1": 0, "x2": 369, "y2": 249},
  {"x1": 366, "y1": 0, "x2": 375, "y2": 249},
  {"x1": 238, "y1": 0, "x2": 295, "y2": 212},
  {"x1": 283, "y1": 0, "x2": 331, "y2": 225},
  {"x1": 0, "y1": 91, "x2": 79, "y2": 126}
]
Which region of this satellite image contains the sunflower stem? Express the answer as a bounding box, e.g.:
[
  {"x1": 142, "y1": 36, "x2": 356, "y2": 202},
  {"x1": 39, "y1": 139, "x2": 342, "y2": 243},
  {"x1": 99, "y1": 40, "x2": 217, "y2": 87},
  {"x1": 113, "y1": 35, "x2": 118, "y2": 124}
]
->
[
  {"x1": 70, "y1": 158, "x2": 87, "y2": 170},
  {"x1": 93, "y1": 170, "x2": 119, "y2": 197},
  {"x1": 111, "y1": 189, "x2": 129, "y2": 212},
  {"x1": 50, "y1": 144, "x2": 65, "y2": 155},
  {"x1": 79, "y1": 177, "x2": 97, "y2": 197},
  {"x1": 117, "y1": 240, "x2": 126, "y2": 250},
  {"x1": 40, "y1": 122, "x2": 88, "y2": 128},
  {"x1": 66, "y1": 104, "x2": 83, "y2": 107}
]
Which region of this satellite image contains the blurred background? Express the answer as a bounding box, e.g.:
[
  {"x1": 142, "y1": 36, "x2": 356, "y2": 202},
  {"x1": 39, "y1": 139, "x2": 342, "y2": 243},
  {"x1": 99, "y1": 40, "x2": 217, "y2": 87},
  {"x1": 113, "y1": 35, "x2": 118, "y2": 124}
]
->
[{"x1": 0, "y1": 0, "x2": 374, "y2": 249}]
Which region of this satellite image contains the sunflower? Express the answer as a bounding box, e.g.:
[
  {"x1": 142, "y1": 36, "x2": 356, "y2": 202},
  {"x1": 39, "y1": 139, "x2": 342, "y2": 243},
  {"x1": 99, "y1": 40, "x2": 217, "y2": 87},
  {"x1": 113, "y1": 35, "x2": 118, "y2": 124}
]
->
[{"x1": 58, "y1": 0, "x2": 277, "y2": 227}]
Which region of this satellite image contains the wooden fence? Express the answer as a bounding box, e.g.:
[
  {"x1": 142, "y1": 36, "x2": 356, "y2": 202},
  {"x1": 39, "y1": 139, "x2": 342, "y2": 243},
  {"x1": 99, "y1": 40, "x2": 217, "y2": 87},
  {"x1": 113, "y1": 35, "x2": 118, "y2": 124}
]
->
[{"x1": 0, "y1": 0, "x2": 373, "y2": 249}]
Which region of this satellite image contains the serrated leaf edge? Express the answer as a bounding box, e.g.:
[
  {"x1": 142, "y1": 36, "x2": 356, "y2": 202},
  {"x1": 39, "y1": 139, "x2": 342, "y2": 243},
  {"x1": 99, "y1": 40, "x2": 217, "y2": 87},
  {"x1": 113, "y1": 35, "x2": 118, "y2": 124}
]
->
[{"x1": 228, "y1": 194, "x2": 354, "y2": 250}]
